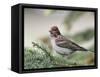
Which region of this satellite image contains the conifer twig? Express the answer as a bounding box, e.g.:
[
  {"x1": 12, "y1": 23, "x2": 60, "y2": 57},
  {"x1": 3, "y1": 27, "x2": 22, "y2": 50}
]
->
[
  {"x1": 32, "y1": 42, "x2": 79, "y2": 66},
  {"x1": 32, "y1": 42, "x2": 54, "y2": 61}
]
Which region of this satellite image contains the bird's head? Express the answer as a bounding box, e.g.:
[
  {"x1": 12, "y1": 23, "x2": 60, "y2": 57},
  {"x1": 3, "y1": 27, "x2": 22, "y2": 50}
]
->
[{"x1": 49, "y1": 26, "x2": 61, "y2": 38}]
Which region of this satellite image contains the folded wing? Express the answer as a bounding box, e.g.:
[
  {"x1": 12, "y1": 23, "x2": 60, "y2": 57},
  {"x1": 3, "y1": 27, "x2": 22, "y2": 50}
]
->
[{"x1": 55, "y1": 35, "x2": 87, "y2": 51}]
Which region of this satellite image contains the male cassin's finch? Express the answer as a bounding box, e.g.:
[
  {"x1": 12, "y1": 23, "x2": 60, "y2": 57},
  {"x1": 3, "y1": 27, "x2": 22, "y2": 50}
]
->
[{"x1": 49, "y1": 26, "x2": 88, "y2": 55}]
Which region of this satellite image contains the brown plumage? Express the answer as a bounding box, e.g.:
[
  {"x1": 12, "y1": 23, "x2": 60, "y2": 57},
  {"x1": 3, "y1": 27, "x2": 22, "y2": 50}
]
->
[
  {"x1": 55, "y1": 35, "x2": 87, "y2": 51},
  {"x1": 49, "y1": 26, "x2": 88, "y2": 55}
]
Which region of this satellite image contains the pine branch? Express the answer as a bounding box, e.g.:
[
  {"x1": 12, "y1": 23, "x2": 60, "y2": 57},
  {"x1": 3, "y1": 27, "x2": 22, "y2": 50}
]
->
[
  {"x1": 32, "y1": 42, "x2": 54, "y2": 61},
  {"x1": 32, "y1": 42, "x2": 79, "y2": 66}
]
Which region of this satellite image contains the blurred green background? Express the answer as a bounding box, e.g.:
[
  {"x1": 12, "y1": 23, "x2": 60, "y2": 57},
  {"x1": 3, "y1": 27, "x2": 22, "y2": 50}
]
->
[{"x1": 24, "y1": 9, "x2": 95, "y2": 69}]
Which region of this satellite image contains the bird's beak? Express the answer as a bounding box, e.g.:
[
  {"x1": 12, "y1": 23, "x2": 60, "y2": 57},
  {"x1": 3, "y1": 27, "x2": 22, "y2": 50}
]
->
[{"x1": 49, "y1": 30, "x2": 52, "y2": 33}]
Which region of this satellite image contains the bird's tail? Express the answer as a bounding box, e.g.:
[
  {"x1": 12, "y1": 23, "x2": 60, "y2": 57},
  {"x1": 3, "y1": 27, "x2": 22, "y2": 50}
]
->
[{"x1": 79, "y1": 47, "x2": 88, "y2": 51}]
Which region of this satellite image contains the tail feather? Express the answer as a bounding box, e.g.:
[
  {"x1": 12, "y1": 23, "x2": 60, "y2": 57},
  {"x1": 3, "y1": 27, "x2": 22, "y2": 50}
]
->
[{"x1": 78, "y1": 47, "x2": 88, "y2": 51}]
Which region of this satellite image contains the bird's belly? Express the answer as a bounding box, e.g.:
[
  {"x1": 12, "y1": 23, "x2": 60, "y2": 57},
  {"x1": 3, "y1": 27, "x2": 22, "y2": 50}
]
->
[
  {"x1": 54, "y1": 45, "x2": 72, "y2": 55},
  {"x1": 51, "y1": 41, "x2": 72, "y2": 55}
]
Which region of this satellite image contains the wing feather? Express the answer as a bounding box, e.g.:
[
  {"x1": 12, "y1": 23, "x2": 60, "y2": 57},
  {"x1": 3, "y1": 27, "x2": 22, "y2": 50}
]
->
[{"x1": 55, "y1": 35, "x2": 87, "y2": 51}]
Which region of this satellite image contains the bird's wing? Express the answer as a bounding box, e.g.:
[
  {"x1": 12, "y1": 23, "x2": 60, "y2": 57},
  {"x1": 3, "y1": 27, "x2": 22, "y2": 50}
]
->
[{"x1": 55, "y1": 35, "x2": 87, "y2": 51}]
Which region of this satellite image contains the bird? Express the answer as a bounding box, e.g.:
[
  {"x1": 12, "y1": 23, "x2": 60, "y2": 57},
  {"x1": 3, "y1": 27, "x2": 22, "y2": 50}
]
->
[{"x1": 49, "y1": 26, "x2": 88, "y2": 56}]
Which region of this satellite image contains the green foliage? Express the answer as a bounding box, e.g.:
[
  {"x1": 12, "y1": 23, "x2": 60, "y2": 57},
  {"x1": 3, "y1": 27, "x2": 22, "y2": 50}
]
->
[
  {"x1": 24, "y1": 43, "x2": 54, "y2": 69},
  {"x1": 71, "y1": 29, "x2": 94, "y2": 43},
  {"x1": 89, "y1": 45, "x2": 94, "y2": 52},
  {"x1": 44, "y1": 10, "x2": 56, "y2": 16},
  {"x1": 24, "y1": 42, "x2": 94, "y2": 69},
  {"x1": 64, "y1": 11, "x2": 85, "y2": 29}
]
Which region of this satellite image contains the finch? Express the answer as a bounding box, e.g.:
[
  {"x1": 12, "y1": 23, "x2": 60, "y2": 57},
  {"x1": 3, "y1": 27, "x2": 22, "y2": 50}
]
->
[{"x1": 49, "y1": 26, "x2": 88, "y2": 55}]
